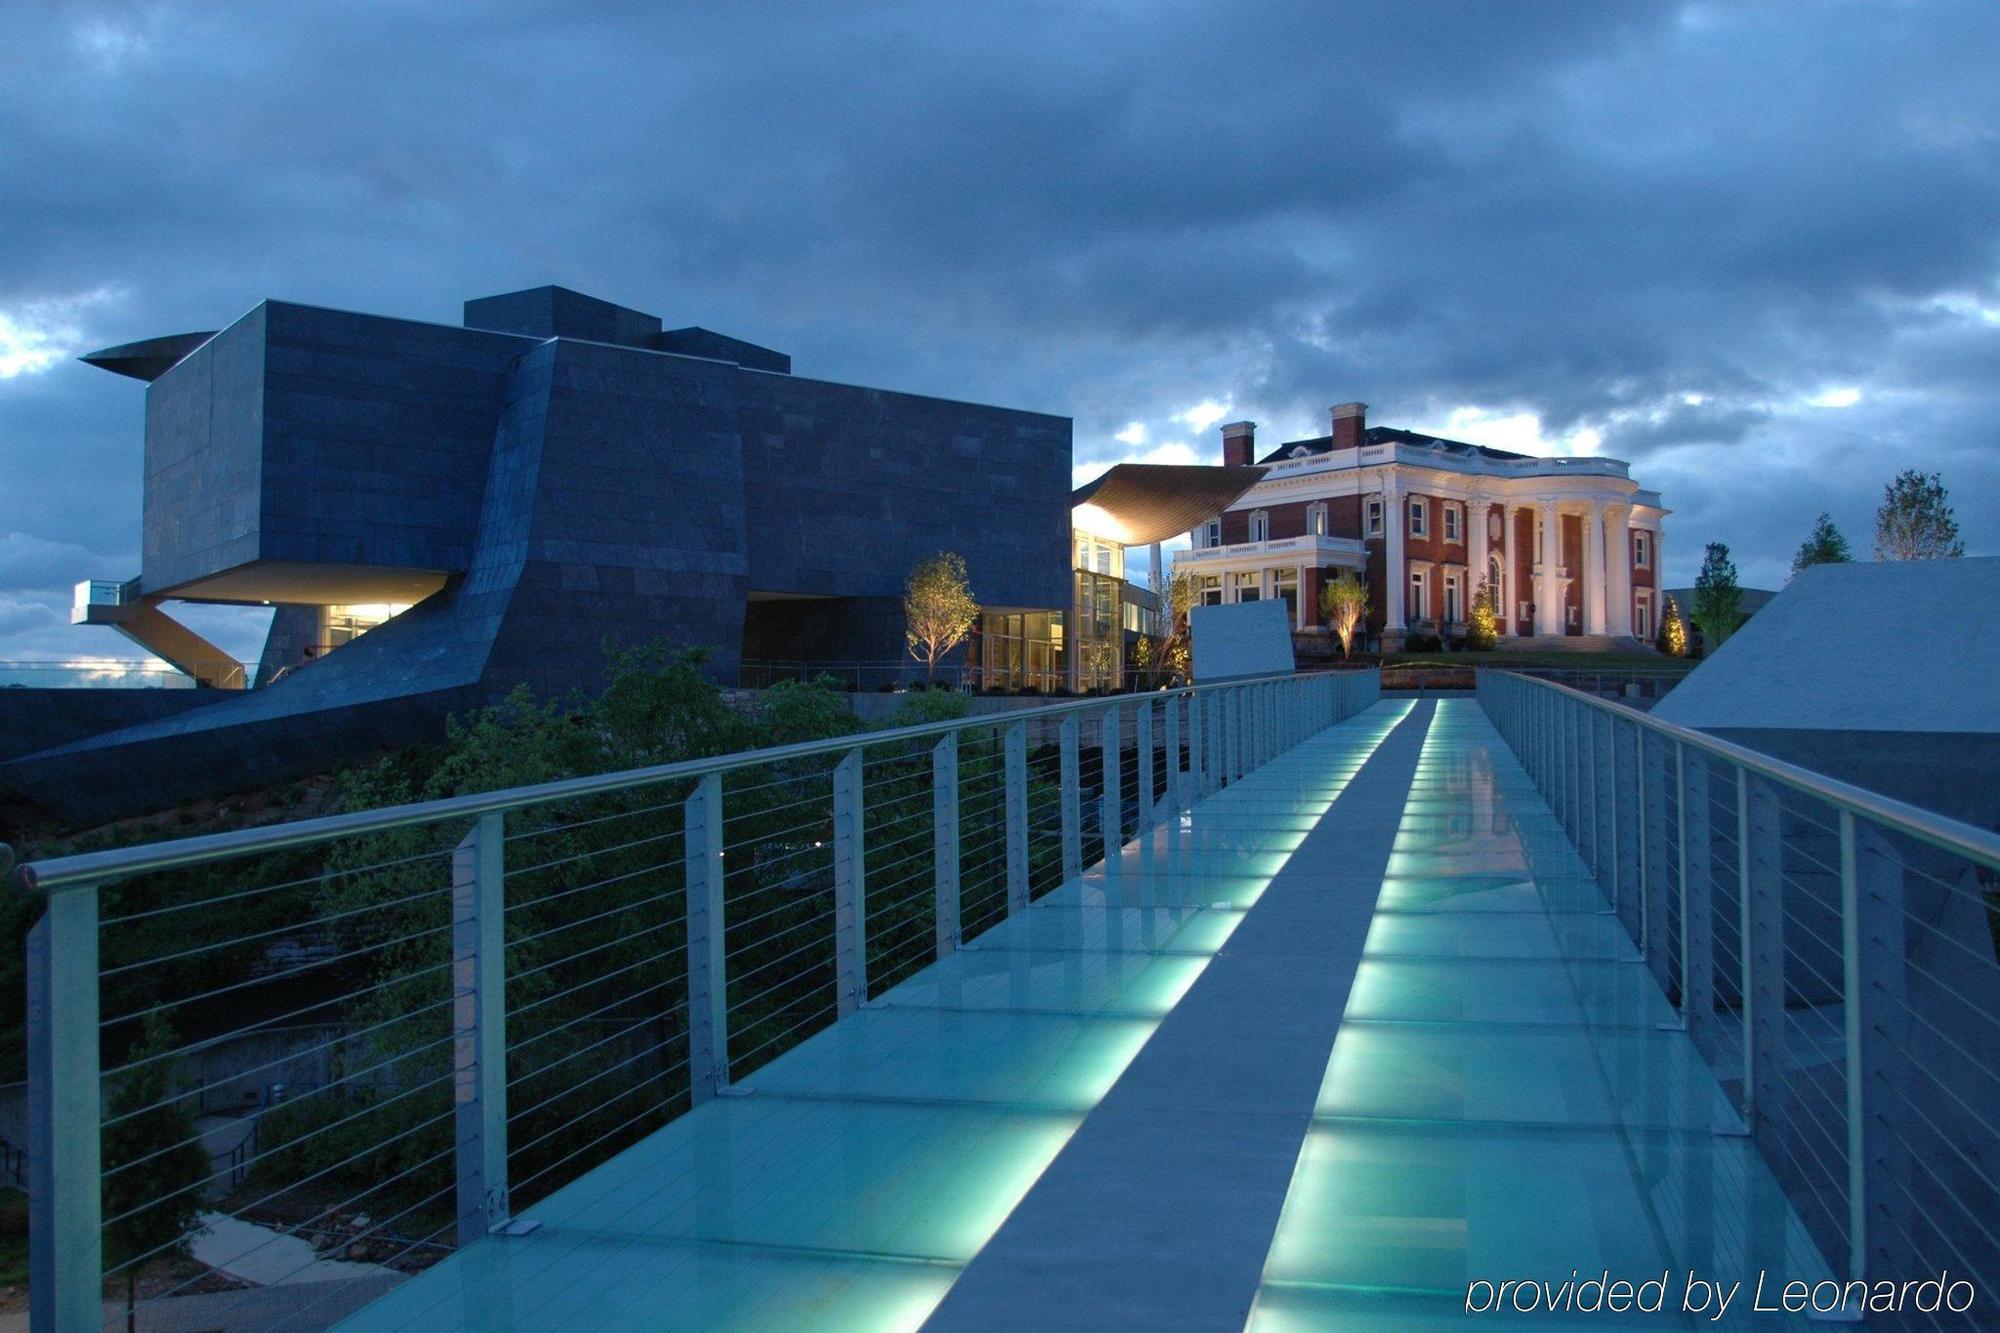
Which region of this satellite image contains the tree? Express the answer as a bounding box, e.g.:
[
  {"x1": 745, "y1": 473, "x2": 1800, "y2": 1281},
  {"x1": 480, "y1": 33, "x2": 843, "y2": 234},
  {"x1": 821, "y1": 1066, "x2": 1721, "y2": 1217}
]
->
[
  {"x1": 1157, "y1": 563, "x2": 1202, "y2": 684},
  {"x1": 1692, "y1": 542, "x2": 1745, "y2": 650},
  {"x1": 1131, "y1": 632, "x2": 1161, "y2": 689},
  {"x1": 1659, "y1": 596, "x2": 1687, "y2": 657},
  {"x1": 903, "y1": 551, "x2": 979, "y2": 680},
  {"x1": 1790, "y1": 512, "x2": 1852, "y2": 579},
  {"x1": 1874, "y1": 470, "x2": 1964, "y2": 561},
  {"x1": 103, "y1": 1014, "x2": 211, "y2": 1332},
  {"x1": 1467, "y1": 581, "x2": 1499, "y2": 650},
  {"x1": 1319, "y1": 571, "x2": 1370, "y2": 660}
]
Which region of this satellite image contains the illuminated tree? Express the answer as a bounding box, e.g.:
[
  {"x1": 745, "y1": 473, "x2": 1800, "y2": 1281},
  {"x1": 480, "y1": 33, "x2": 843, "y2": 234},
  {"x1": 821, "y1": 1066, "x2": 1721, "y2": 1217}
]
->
[
  {"x1": 1659, "y1": 596, "x2": 1687, "y2": 657},
  {"x1": 1319, "y1": 571, "x2": 1370, "y2": 660},
  {"x1": 1874, "y1": 470, "x2": 1964, "y2": 561},
  {"x1": 1157, "y1": 562, "x2": 1202, "y2": 683},
  {"x1": 1131, "y1": 632, "x2": 1158, "y2": 688},
  {"x1": 1467, "y1": 581, "x2": 1499, "y2": 650},
  {"x1": 903, "y1": 551, "x2": 979, "y2": 680}
]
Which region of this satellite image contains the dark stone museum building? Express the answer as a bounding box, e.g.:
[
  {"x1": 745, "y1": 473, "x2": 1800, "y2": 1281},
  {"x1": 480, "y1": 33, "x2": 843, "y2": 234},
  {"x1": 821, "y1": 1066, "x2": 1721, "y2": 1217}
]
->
[{"x1": 11, "y1": 286, "x2": 1071, "y2": 821}]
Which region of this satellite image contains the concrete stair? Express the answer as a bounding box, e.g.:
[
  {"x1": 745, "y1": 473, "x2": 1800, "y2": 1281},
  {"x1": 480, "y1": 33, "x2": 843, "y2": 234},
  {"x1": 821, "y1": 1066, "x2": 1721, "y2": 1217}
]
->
[{"x1": 1497, "y1": 634, "x2": 1657, "y2": 655}]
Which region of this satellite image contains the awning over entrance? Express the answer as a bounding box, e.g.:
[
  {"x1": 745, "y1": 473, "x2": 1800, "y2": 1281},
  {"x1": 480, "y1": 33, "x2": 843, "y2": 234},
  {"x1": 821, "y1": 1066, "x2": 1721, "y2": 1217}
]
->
[{"x1": 1070, "y1": 463, "x2": 1268, "y2": 546}]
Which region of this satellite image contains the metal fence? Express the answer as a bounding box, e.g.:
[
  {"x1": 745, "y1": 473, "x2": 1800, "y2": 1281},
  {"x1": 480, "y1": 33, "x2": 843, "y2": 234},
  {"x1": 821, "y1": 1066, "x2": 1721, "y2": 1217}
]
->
[
  {"x1": 13, "y1": 668, "x2": 1379, "y2": 1331},
  {"x1": 0, "y1": 660, "x2": 254, "y2": 690},
  {"x1": 1479, "y1": 670, "x2": 2000, "y2": 1325}
]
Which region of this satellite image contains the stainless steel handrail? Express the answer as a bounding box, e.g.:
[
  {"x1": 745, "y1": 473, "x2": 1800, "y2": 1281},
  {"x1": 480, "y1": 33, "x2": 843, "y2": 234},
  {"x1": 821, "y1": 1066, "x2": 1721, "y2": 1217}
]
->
[
  {"x1": 1494, "y1": 671, "x2": 2000, "y2": 873},
  {"x1": 15, "y1": 669, "x2": 1321, "y2": 895}
]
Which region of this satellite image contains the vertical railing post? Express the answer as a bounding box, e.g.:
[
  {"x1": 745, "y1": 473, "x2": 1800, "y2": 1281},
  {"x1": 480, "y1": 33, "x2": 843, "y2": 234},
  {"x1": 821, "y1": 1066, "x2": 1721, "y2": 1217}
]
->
[
  {"x1": 1186, "y1": 692, "x2": 1204, "y2": 803},
  {"x1": 1840, "y1": 813, "x2": 1908, "y2": 1283},
  {"x1": 1605, "y1": 715, "x2": 1623, "y2": 913},
  {"x1": 834, "y1": 748, "x2": 868, "y2": 1015},
  {"x1": 1161, "y1": 690, "x2": 1181, "y2": 818},
  {"x1": 1640, "y1": 730, "x2": 1671, "y2": 988},
  {"x1": 1004, "y1": 722, "x2": 1028, "y2": 916},
  {"x1": 1101, "y1": 703, "x2": 1123, "y2": 868},
  {"x1": 1220, "y1": 688, "x2": 1237, "y2": 787},
  {"x1": 1059, "y1": 714, "x2": 1082, "y2": 881},
  {"x1": 452, "y1": 811, "x2": 510, "y2": 1242},
  {"x1": 1592, "y1": 712, "x2": 1608, "y2": 876},
  {"x1": 27, "y1": 887, "x2": 101, "y2": 1333},
  {"x1": 1738, "y1": 771, "x2": 1786, "y2": 1148},
  {"x1": 1676, "y1": 743, "x2": 1713, "y2": 1043},
  {"x1": 683, "y1": 778, "x2": 728, "y2": 1106},
  {"x1": 933, "y1": 733, "x2": 960, "y2": 957},
  {"x1": 1136, "y1": 697, "x2": 1155, "y2": 834}
]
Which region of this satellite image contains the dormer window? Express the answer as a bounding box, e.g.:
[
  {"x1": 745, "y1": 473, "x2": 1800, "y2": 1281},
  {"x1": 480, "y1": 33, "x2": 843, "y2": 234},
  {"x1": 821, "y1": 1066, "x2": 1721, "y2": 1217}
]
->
[{"x1": 1249, "y1": 510, "x2": 1269, "y2": 542}]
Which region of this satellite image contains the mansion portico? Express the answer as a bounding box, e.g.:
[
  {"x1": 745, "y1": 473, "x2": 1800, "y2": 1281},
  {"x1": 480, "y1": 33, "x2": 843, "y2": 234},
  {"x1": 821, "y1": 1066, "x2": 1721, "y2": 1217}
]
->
[{"x1": 1186, "y1": 403, "x2": 1668, "y2": 648}]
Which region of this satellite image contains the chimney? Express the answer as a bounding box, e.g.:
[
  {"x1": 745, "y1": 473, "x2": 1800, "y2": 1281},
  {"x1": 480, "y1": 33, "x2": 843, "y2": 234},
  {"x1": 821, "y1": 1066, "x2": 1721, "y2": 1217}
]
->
[
  {"x1": 1332, "y1": 401, "x2": 1367, "y2": 450},
  {"x1": 1221, "y1": 420, "x2": 1256, "y2": 468}
]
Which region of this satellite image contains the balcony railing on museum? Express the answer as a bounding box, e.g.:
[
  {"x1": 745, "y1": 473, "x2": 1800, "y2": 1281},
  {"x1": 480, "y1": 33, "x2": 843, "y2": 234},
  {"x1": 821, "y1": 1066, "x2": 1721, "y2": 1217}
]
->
[
  {"x1": 12, "y1": 668, "x2": 1380, "y2": 1331},
  {"x1": 1478, "y1": 670, "x2": 2000, "y2": 1313},
  {"x1": 0, "y1": 660, "x2": 255, "y2": 690}
]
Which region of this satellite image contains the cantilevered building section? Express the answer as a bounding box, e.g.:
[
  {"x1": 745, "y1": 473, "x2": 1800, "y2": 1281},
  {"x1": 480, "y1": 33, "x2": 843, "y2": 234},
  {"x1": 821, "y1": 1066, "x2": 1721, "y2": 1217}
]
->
[{"x1": 11, "y1": 286, "x2": 1071, "y2": 823}]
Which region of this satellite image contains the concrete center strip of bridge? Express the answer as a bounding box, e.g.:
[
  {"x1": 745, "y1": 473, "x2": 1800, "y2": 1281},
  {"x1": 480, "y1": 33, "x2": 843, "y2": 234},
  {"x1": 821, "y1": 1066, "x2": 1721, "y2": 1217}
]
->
[{"x1": 922, "y1": 698, "x2": 1438, "y2": 1333}]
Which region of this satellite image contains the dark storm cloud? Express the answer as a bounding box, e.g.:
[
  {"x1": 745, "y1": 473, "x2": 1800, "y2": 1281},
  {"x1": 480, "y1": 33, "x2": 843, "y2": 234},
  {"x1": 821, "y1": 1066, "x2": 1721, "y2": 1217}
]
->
[{"x1": 2, "y1": 0, "x2": 1997, "y2": 664}]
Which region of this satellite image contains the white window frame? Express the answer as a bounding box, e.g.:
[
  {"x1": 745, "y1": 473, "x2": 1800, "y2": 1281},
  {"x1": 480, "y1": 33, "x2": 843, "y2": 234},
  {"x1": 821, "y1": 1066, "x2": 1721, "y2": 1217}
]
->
[
  {"x1": 1366, "y1": 499, "x2": 1383, "y2": 537},
  {"x1": 1634, "y1": 530, "x2": 1652, "y2": 568},
  {"x1": 1409, "y1": 569, "x2": 1428, "y2": 620},
  {"x1": 1308, "y1": 502, "x2": 1328, "y2": 537},
  {"x1": 1444, "y1": 504, "x2": 1460, "y2": 542},
  {"x1": 1408, "y1": 497, "x2": 1427, "y2": 538},
  {"x1": 1203, "y1": 519, "x2": 1222, "y2": 549},
  {"x1": 1444, "y1": 573, "x2": 1461, "y2": 625},
  {"x1": 1249, "y1": 510, "x2": 1269, "y2": 543},
  {"x1": 1635, "y1": 592, "x2": 1653, "y2": 640}
]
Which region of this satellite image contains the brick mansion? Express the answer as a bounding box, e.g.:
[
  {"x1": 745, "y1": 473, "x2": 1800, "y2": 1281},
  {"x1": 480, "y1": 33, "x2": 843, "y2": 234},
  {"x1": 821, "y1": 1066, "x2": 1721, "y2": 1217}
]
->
[{"x1": 1182, "y1": 403, "x2": 1668, "y2": 650}]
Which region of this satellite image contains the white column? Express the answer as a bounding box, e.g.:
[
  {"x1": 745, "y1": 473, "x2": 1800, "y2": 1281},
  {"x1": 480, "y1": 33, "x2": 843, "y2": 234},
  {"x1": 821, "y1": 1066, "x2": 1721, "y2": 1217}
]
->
[
  {"x1": 1295, "y1": 562, "x2": 1306, "y2": 629},
  {"x1": 1536, "y1": 498, "x2": 1561, "y2": 636},
  {"x1": 1501, "y1": 502, "x2": 1518, "y2": 635},
  {"x1": 1149, "y1": 541, "x2": 1164, "y2": 596},
  {"x1": 1383, "y1": 478, "x2": 1405, "y2": 635},
  {"x1": 1585, "y1": 504, "x2": 1608, "y2": 636},
  {"x1": 1607, "y1": 506, "x2": 1633, "y2": 637},
  {"x1": 1468, "y1": 497, "x2": 1489, "y2": 618}
]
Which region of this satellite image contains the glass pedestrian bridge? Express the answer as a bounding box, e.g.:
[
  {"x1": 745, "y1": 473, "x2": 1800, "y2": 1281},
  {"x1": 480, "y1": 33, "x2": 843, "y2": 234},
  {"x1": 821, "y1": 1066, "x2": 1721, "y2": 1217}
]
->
[{"x1": 14, "y1": 673, "x2": 2000, "y2": 1330}]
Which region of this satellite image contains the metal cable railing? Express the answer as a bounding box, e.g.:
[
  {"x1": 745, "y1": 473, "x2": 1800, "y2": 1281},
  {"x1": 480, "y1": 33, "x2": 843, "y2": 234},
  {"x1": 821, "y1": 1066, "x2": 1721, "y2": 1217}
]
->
[
  {"x1": 1478, "y1": 670, "x2": 2000, "y2": 1326},
  {"x1": 12, "y1": 667, "x2": 1380, "y2": 1331}
]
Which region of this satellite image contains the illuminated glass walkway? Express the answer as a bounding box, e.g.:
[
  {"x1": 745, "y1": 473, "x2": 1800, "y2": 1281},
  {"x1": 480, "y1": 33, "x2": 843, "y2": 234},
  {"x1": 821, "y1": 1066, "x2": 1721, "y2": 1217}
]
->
[{"x1": 343, "y1": 699, "x2": 1830, "y2": 1331}]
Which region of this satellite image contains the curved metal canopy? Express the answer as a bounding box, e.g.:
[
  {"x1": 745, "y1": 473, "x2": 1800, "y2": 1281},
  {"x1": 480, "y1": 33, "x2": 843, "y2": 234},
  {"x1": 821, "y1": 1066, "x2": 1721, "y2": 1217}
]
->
[
  {"x1": 1071, "y1": 463, "x2": 1268, "y2": 546},
  {"x1": 80, "y1": 331, "x2": 218, "y2": 381}
]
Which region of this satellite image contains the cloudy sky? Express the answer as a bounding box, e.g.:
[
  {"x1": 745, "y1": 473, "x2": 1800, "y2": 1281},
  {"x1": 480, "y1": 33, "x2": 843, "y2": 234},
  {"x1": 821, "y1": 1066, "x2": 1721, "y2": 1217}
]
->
[{"x1": 3, "y1": 0, "x2": 1996, "y2": 668}]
